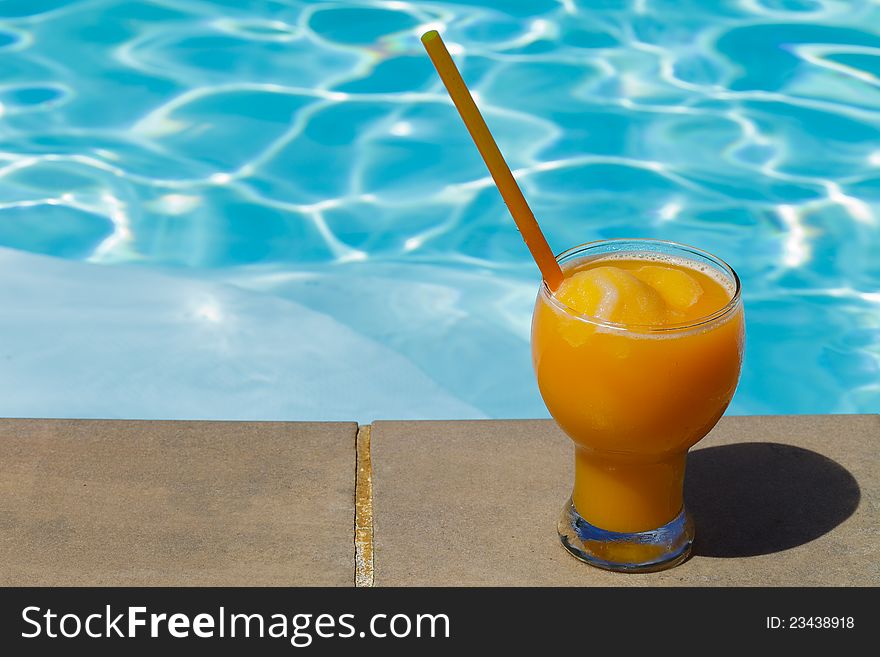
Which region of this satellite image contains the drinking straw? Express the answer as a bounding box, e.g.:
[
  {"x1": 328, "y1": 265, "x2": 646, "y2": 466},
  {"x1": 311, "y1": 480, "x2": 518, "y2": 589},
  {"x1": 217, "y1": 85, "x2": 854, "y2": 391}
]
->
[{"x1": 421, "y1": 30, "x2": 564, "y2": 291}]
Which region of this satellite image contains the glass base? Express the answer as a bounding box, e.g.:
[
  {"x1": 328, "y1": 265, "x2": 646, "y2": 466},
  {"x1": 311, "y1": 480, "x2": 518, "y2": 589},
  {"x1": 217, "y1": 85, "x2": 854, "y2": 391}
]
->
[{"x1": 558, "y1": 498, "x2": 694, "y2": 573}]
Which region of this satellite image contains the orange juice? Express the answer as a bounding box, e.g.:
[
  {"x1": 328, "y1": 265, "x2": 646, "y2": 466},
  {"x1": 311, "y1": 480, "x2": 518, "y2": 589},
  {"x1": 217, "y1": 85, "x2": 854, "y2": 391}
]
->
[{"x1": 532, "y1": 250, "x2": 744, "y2": 534}]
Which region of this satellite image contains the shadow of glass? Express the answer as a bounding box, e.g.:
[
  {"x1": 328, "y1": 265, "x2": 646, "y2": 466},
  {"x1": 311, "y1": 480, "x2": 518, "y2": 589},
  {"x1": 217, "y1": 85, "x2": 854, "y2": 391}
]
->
[{"x1": 685, "y1": 442, "x2": 860, "y2": 558}]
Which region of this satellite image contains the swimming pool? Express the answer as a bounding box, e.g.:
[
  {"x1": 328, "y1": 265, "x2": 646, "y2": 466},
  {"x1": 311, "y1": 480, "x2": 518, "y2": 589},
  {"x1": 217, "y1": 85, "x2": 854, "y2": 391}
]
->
[{"x1": 0, "y1": 0, "x2": 877, "y2": 422}]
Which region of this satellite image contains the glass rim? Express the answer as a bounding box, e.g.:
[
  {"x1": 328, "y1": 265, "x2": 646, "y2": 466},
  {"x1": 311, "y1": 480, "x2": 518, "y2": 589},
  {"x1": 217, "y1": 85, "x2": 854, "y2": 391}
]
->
[{"x1": 540, "y1": 238, "x2": 743, "y2": 333}]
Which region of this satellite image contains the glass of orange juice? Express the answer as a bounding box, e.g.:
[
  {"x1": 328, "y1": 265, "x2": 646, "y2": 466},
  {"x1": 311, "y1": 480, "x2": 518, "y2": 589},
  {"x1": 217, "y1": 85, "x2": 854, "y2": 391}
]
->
[{"x1": 531, "y1": 238, "x2": 744, "y2": 572}]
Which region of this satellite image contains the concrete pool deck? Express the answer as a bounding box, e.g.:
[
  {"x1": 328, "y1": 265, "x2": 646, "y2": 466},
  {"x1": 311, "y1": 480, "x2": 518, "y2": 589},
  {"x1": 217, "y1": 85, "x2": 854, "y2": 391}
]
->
[{"x1": 1, "y1": 416, "x2": 876, "y2": 586}]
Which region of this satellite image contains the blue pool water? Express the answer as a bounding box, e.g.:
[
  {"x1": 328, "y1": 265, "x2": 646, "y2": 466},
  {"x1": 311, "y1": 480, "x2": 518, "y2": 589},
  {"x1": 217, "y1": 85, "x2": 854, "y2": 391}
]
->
[{"x1": 0, "y1": 0, "x2": 878, "y2": 421}]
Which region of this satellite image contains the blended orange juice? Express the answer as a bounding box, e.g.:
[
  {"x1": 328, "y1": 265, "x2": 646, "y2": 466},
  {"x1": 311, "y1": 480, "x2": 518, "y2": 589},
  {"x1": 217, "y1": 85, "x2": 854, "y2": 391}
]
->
[{"x1": 532, "y1": 253, "x2": 744, "y2": 533}]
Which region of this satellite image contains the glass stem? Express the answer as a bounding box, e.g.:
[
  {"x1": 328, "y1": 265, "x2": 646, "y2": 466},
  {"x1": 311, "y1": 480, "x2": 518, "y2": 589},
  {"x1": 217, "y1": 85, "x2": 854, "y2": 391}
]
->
[{"x1": 572, "y1": 446, "x2": 687, "y2": 533}]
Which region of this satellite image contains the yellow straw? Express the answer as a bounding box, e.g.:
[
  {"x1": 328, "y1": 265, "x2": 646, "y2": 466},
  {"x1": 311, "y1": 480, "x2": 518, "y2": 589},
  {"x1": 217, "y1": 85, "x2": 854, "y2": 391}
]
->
[{"x1": 421, "y1": 30, "x2": 564, "y2": 291}]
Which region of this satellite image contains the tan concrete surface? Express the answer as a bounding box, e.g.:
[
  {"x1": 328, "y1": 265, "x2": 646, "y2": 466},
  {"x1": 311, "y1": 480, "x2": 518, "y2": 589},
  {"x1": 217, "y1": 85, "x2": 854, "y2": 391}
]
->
[
  {"x1": 372, "y1": 415, "x2": 878, "y2": 586},
  {"x1": 0, "y1": 419, "x2": 356, "y2": 586}
]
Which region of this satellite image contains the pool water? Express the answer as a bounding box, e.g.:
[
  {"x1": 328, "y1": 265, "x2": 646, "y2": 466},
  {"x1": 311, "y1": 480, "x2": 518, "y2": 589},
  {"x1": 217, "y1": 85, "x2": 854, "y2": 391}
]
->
[{"x1": 0, "y1": 0, "x2": 878, "y2": 421}]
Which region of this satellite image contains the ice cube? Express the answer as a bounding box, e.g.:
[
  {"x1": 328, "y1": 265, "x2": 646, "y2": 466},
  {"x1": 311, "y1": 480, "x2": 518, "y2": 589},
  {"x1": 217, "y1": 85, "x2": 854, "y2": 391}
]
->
[
  {"x1": 633, "y1": 265, "x2": 703, "y2": 311},
  {"x1": 555, "y1": 266, "x2": 668, "y2": 325}
]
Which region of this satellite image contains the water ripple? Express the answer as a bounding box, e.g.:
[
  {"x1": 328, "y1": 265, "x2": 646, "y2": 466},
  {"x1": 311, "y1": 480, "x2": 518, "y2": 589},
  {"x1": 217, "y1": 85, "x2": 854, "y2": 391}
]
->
[{"x1": 0, "y1": 0, "x2": 878, "y2": 419}]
